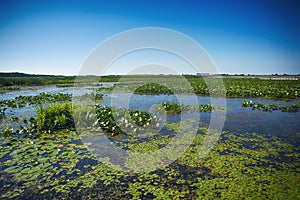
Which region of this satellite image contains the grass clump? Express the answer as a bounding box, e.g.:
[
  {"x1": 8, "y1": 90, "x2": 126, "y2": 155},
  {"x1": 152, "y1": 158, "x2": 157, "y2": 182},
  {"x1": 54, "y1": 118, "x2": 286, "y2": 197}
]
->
[{"x1": 36, "y1": 102, "x2": 75, "y2": 132}]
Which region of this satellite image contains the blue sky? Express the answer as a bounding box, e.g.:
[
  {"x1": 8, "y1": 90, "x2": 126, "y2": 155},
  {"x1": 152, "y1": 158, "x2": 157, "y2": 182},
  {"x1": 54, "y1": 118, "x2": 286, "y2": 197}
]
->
[{"x1": 0, "y1": 0, "x2": 299, "y2": 75}]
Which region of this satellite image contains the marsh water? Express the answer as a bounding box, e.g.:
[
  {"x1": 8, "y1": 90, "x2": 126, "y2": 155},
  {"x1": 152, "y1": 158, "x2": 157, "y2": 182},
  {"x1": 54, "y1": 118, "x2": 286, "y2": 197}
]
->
[
  {"x1": 1, "y1": 84, "x2": 299, "y2": 199},
  {"x1": 1, "y1": 84, "x2": 299, "y2": 145}
]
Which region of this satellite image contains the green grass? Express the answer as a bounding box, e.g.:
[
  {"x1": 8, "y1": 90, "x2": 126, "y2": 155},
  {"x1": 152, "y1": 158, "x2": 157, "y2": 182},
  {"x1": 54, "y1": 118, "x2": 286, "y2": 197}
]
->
[{"x1": 36, "y1": 103, "x2": 75, "y2": 132}]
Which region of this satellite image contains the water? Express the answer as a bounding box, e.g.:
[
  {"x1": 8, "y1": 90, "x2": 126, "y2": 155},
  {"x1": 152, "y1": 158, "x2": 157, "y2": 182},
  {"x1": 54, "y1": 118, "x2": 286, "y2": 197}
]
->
[
  {"x1": 0, "y1": 85, "x2": 299, "y2": 199},
  {"x1": 1, "y1": 85, "x2": 299, "y2": 145}
]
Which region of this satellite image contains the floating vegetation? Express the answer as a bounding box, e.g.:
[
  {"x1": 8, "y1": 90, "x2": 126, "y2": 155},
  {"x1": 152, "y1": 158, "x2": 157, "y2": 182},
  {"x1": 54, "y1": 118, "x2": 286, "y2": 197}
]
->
[
  {"x1": 0, "y1": 92, "x2": 72, "y2": 109},
  {"x1": 126, "y1": 76, "x2": 294, "y2": 100},
  {"x1": 134, "y1": 83, "x2": 174, "y2": 95},
  {"x1": 226, "y1": 78, "x2": 299, "y2": 99},
  {"x1": 0, "y1": 76, "x2": 299, "y2": 199},
  {"x1": 0, "y1": 86, "x2": 20, "y2": 91},
  {"x1": 94, "y1": 105, "x2": 160, "y2": 136},
  {"x1": 56, "y1": 83, "x2": 75, "y2": 88},
  {"x1": 198, "y1": 104, "x2": 214, "y2": 112},
  {"x1": 96, "y1": 85, "x2": 115, "y2": 92},
  {"x1": 156, "y1": 102, "x2": 185, "y2": 114},
  {"x1": 190, "y1": 77, "x2": 300, "y2": 99},
  {"x1": 73, "y1": 93, "x2": 104, "y2": 103},
  {"x1": 1, "y1": 75, "x2": 299, "y2": 99},
  {"x1": 242, "y1": 100, "x2": 300, "y2": 112},
  {"x1": 0, "y1": 121, "x2": 299, "y2": 199},
  {"x1": 98, "y1": 76, "x2": 300, "y2": 99},
  {"x1": 1, "y1": 117, "x2": 38, "y2": 136},
  {"x1": 155, "y1": 102, "x2": 215, "y2": 114}
]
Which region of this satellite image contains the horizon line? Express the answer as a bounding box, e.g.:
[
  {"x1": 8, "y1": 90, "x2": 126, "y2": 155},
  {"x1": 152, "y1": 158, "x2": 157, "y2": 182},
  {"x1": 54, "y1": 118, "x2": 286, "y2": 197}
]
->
[{"x1": 1, "y1": 71, "x2": 300, "y2": 77}]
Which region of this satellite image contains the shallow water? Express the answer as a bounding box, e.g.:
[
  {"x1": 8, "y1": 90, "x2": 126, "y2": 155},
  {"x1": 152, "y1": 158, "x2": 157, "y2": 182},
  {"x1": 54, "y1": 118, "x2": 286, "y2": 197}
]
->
[
  {"x1": 0, "y1": 86, "x2": 299, "y2": 199},
  {"x1": 1, "y1": 86, "x2": 299, "y2": 145},
  {"x1": 102, "y1": 93, "x2": 300, "y2": 144}
]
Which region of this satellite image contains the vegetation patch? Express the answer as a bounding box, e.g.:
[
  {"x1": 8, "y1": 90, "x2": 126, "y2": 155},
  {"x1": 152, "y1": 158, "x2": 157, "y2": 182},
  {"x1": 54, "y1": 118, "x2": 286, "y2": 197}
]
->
[
  {"x1": 1, "y1": 122, "x2": 298, "y2": 199},
  {"x1": 99, "y1": 75, "x2": 300, "y2": 99},
  {"x1": 155, "y1": 102, "x2": 216, "y2": 114},
  {"x1": 242, "y1": 100, "x2": 300, "y2": 112},
  {"x1": 0, "y1": 76, "x2": 299, "y2": 199},
  {"x1": 134, "y1": 83, "x2": 174, "y2": 95},
  {"x1": 36, "y1": 103, "x2": 75, "y2": 132},
  {"x1": 93, "y1": 105, "x2": 160, "y2": 137},
  {"x1": 0, "y1": 92, "x2": 72, "y2": 109}
]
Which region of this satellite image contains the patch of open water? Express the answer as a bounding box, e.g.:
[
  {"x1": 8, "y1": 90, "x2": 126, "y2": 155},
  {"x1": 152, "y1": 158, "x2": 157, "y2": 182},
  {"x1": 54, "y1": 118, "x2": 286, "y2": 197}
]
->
[{"x1": 1, "y1": 86, "x2": 299, "y2": 145}]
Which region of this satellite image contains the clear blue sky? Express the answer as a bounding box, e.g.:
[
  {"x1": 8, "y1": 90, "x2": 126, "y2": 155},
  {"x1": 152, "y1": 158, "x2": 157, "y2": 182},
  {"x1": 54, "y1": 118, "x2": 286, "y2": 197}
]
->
[{"x1": 0, "y1": 0, "x2": 299, "y2": 75}]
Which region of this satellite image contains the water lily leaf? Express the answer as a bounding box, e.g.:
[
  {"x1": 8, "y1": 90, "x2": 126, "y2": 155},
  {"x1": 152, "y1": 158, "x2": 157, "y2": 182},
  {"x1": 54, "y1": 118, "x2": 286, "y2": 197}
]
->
[{"x1": 4, "y1": 166, "x2": 19, "y2": 173}]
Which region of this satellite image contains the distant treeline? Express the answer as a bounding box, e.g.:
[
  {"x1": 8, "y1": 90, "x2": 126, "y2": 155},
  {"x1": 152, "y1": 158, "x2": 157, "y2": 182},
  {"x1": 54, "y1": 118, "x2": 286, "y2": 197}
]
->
[
  {"x1": 0, "y1": 72, "x2": 60, "y2": 77},
  {"x1": 0, "y1": 72, "x2": 75, "y2": 87}
]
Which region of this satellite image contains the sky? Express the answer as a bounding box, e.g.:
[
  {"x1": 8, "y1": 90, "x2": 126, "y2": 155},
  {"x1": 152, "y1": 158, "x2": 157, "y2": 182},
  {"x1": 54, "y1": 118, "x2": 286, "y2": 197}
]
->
[{"x1": 0, "y1": 0, "x2": 299, "y2": 75}]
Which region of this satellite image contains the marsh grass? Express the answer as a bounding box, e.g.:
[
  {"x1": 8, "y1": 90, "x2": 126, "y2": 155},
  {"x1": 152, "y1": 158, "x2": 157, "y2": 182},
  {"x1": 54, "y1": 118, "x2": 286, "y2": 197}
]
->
[{"x1": 99, "y1": 75, "x2": 300, "y2": 99}]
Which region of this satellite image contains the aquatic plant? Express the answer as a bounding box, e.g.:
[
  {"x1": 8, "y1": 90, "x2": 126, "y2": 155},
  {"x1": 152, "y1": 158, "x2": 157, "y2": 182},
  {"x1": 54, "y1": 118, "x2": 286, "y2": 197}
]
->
[
  {"x1": 157, "y1": 102, "x2": 183, "y2": 114},
  {"x1": 98, "y1": 75, "x2": 300, "y2": 99},
  {"x1": 94, "y1": 105, "x2": 160, "y2": 136},
  {"x1": 198, "y1": 104, "x2": 213, "y2": 112},
  {"x1": 73, "y1": 93, "x2": 103, "y2": 103},
  {"x1": 242, "y1": 100, "x2": 300, "y2": 112},
  {"x1": 0, "y1": 92, "x2": 72, "y2": 108},
  {"x1": 36, "y1": 103, "x2": 75, "y2": 132},
  {"x1": 56, "y1": 83, "x2": 75, "y2": 88},
  {"x1": 155, "y1": 102, "x2": 215, "y2": 114},
  {"x1": 2, "y1": 86, "x2": 20, "y2": 90},
  {"x1": 0, "y1": 119, "x2": 299, "y2": 199},
  {"x1": 0, "y1": 75, "x2": 299, "y2": 199},
  {"x1": 134, "y1": 83, "x2": 174, "y2": 95},
  {"x1": 96, "y1": 85, "x2": 115, "y2": 92}
]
